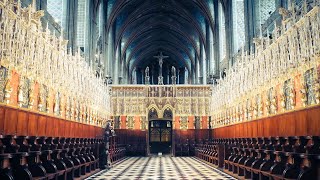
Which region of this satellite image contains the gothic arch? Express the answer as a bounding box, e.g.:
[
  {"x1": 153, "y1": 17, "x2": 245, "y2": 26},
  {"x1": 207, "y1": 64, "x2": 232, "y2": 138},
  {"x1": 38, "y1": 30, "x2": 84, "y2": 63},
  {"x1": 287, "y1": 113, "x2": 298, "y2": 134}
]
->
[
  {"x1": 147, "y1": 104, "x2": 161, "y2": 120},
  {"x1": 162, "y1": 104, "x2": 174, "y2": 120}
]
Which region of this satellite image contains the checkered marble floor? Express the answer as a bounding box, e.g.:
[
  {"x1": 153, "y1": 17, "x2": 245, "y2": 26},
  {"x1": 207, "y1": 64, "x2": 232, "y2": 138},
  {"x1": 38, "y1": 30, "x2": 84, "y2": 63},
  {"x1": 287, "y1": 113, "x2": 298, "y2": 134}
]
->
[{"x1": 87, "y1": 157, "x2": 235, "y2": 180}]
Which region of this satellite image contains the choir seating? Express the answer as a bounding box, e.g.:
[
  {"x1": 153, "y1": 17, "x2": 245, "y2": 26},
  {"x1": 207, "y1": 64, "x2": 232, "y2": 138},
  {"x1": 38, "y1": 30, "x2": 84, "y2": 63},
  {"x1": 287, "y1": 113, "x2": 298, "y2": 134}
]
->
[
  {"x1": 195, "y1": 136, "x2": 320, "y2": 180},
  {"x1": 0, "y1": 135, "x2": 102, "y2": 180},
  {"x1": 109, "y1": 136, "x2": 126, "y2": 164},
  {"x1": 0, "y1": 106, "x2": 104, "y2": 180}
]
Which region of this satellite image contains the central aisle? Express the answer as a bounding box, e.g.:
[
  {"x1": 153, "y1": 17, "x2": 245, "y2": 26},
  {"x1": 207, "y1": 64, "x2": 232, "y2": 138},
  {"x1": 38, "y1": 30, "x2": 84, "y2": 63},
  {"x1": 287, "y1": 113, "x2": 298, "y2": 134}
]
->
[{"x1": 87, "y1": 157, "x2": 235, "y2": 180}]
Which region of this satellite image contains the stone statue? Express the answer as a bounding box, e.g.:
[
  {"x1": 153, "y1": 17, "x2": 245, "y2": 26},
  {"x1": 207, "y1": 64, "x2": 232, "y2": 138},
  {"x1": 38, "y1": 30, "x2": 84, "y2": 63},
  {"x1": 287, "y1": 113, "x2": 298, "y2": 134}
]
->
[
  {"x1": 154, "y1": 52, "x2": 169, "y2": 85},
  {"x1": 145, "y1": 66, "x2": 149, "y2": 77},
  {"x1": 171, "y1": 66, "x2": 176, "y2": 77}
]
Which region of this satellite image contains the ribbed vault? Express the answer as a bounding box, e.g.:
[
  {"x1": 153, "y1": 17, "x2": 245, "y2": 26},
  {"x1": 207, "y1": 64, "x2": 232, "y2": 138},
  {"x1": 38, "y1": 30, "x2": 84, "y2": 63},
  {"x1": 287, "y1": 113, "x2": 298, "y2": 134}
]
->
[{"x1": 106, "y1": 0, "x2": 215, "y2": 84}]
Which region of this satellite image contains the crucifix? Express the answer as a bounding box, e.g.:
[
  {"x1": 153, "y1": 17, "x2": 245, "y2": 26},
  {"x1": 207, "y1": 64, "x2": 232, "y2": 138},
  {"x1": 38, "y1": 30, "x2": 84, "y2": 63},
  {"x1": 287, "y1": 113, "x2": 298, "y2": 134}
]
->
[{"x1": 153, "y1": 52, "x2": 169, "y2": 85}]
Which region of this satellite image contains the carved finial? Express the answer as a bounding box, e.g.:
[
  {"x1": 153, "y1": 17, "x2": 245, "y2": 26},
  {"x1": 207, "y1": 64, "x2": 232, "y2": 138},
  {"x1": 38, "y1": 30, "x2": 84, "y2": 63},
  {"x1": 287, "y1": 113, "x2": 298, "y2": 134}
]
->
[
  {"x1": 32, "y1": 0, "x2": 36, "y2": 12},
  {"x1": 68, "y1": 47, "x2": 72, "y2": 55}
]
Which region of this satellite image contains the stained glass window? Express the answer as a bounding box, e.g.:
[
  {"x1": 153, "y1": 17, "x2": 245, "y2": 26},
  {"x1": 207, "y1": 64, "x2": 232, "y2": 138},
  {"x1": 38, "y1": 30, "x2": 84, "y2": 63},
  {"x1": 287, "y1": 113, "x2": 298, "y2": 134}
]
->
[
  {"x1": 77, "y1": 0, "x2": 87, "y2": 48},
  {"x1": 47, "y1": 0, "x2": 65, "y2": 28},
  {"x1": 232, "y1": 0, "x2": 245, "y2": 53},
  {"x1": 218, "y1": 2, "x2": 226, "y2": 62},
  {"x1": 254, "y1": 0, "x2": 276, "y2": 36}
]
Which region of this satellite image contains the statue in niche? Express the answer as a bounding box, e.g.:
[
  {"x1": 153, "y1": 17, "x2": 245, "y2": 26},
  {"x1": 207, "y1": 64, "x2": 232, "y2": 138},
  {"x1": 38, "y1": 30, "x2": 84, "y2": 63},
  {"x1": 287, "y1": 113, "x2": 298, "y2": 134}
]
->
[
  {"x1": 28, "y1": 81, "x2": 35, "y2": 109},
  {"x1": 0, "y1": 66, "x2": 7, "y2": 102},
  {"x1": 280, "y1": 85, "x2": 286, "y2": 111},
  {"x1": 66, "y1": 97, "x2": 71, "y2": 119},
  {"x1": 127, "y1": 116, "x2": 134, "y2": 129},
  {"x1": 284, "y1": 79, "x2": 295, "y2": 110},
  {"x1": 141, "y1": 116, "x2": 147, "y2": 130},
  {"x1": 38, "y1": 85, "x2": 47, "y2": 112},
  {"x1": 145, "y1": 66, "x2": 150, "y2": 77},
  {"x1": 304, "y1": 69, "x2": 316, "y2": 105},
  {"x1": 255, "y1": 94, "x2": 262, "y2": 117},
  {"x1": 270, "y1": 88, "x2": 277, "y2": 114},
  {"x1": 300, "y1": 81, "x2": 307, "y2": 107},
  {"x1": 46, "y1": 89, "x2": 52, "y2": 114},
  {"x1": 54, "y1": 92, "x2": 60, "y2": 116},
  {"x1": 195, "y1": 116, "x2": 201, "y2": 129},
  {"x1": 314, "y1": 77, "x2": 320, "y2": 104},
  {"x1": 17, "y1": 77, "x2": 25, "y2": 107},
  {"x1": 238, "y1": 103, "x2": 243, "y2": 122},
  {"x1": 180, "y1": 116, "x2": 188, "y2": 130},
  {"x1": 246, "y1": 99, "x2": 252, "y2": 120}
]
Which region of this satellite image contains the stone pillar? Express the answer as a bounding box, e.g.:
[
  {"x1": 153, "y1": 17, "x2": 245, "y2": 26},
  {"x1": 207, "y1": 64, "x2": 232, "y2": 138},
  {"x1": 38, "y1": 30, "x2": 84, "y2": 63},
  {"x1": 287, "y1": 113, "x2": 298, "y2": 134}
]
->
[
  {"x1": 114, "y1": 45, "x2": 120, "y2": 84},
  {"x1": 213, "y1": 0, "x2": 220, "y2": 75},
  {"x1": 177, "y1": 68, "x2": 180, "y2": 84},
  {"x1": 63, "y1": 0, "x2": 78, "y2": 54},
  {"x1": 106, "y1": 24, "x2": 114, "y2": 78},
  {"x1": 85, "y1": 0, "x2": 99, "y2": 70},
  {"x1": 207, "y1": 22, "x2": 215, "y2": 76},
  {"x1": 151, "y1": 66, "x2": 154, "y2": 84},
  {"x1": 122, "y1": 53, "x2": 127, "y2": 84},
  {"x1": 199, "y1": 41, "x2": 204, "y2": 84},
  {"x1": 244, "y1": 0, "x2": 256, "y2": 52},
  {"x1": 224, "y1": 0, "x2": 233, "y2": 67},
  {"x1": 200, "y1": 43, "x2": 207, "y2": 84},
  {"x1": 141, "y1": 69, "x2": 144, "y2": 84},
  {"x1": 167, "y1": 65, "x2": 170, "y2": 84},
  {"x1": 191, "y1": 63, "x2": 196, "y2": 84},
  {"x1": 100, "y1": 0, "x2": 108, "y2": 78},
  {"x1": 196, "y1": 55, "x2": 200, "y2": 84},
  {"x1": 184, "y1": 67, "x2": 188, "y2": 84}
]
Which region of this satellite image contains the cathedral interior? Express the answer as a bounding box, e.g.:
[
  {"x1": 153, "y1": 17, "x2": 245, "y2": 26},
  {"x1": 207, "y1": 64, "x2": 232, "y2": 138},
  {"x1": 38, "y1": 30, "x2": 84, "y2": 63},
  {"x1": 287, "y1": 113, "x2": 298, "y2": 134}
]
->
[{"x1": 0, "y1": 0, "x2": 320, "y2": 179}]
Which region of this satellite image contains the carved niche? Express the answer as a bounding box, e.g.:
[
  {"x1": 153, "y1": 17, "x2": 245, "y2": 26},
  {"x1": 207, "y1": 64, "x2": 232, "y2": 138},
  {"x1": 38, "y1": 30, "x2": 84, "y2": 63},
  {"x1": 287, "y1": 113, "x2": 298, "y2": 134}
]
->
[{"x1": 0, "y1": 66, "x2": 7, "y2": 102}]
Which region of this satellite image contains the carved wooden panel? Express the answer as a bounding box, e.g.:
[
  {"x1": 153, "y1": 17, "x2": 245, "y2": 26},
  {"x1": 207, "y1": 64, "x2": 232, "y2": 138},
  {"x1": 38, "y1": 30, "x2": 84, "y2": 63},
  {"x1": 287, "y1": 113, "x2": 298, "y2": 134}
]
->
[
  {"x1": 17, "y1": 111, "x2": 28, "y2": 135},
  {"x1": 213, "y1": 106, "x2": 320, "y2": 138},
  {"x1": 38, "y1": 115, "x2": 47, "y2": 136},
  {"x1": 28, "y1": 113, "x2": 38, "y2": 136},
  {"x1": 46, "y1": 117, "x2": 54, "y2": 137},
  {"x1": 4, "y1": 108, "x2": 17, "y2": 135},
  {"x1": 0, "y1": 106, "x2": 5, "y2": 134},
  {"x1": 0, "y1": 105, "x2": 103, "y2": 138}
]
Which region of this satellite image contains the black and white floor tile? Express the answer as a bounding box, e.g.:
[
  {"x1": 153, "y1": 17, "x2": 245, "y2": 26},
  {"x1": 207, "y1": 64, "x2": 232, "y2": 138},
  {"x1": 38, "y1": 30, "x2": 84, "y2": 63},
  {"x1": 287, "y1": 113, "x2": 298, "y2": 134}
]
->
[{"x1": 86, "y1": 157, "x2": 235, "y2": 180}]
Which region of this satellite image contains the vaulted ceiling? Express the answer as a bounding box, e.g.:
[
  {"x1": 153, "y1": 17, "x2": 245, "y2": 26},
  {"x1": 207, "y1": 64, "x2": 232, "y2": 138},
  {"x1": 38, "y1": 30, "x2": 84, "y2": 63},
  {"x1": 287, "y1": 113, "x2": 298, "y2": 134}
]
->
[{"x1": 106, "y1": 0, "x2": 215, "y2": 75}]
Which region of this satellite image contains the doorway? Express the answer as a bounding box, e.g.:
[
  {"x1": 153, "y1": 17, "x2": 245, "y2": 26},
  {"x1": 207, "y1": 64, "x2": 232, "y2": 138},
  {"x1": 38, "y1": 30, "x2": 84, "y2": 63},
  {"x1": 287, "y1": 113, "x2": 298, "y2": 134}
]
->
[{"x1": 149, "y1": 120, "x2": 172, "y2": 154}]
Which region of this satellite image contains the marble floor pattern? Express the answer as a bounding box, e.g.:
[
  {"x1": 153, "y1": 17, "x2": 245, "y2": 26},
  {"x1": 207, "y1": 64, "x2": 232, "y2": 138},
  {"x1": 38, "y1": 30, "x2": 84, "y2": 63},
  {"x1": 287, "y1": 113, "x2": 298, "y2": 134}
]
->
[{"x1": 86, "y1": 157, "x2": 235, "y2": 180}]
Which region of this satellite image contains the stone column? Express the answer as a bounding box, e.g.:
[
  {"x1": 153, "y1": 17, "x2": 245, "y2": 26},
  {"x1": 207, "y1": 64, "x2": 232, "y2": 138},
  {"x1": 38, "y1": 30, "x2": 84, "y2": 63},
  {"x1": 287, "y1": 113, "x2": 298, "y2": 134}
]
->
[
  {"x1": 213, "y1": 0, "x2": 220, "y2": 75},
  {"x1": 167, "y1": 65, "x2": 170, "y2": 84},
  {"x1": 100, "y1": 0, "x2": 108, "y2": 78},
  {"x1": 177, "y1": 68, "x2": 180, "y2": 84},
  {"x1": 184, "y1": 67, "x2": 188, "y2": 84},
  {"x1": 63, "y1": 0, "x2": 78, "y2": 54},
  {"x1": 141, "y1": 69, "x2": 144, "y2": 84},
  {"x1": 85, "y1": 0, "x2": 98, "y2": 69},
  {"x1": 122, "y1": 53, "x2": 127, "y2": 84},
  {"x1": 224, "y1": 0, "x2": 233, "y2": 67},
  {"x1": 196, "y1": 53, "x2": 200, "y2": 84},
  {"x1": 114, "y1": 45, "x2": 120, "y2": 84},
  {"x1": 191, "y1": 63, "x2": 195, "y2": 84},
  {"x1": 199, "y1": 41, "x2": 204, "y2": 84},
  {"x1": 107, "y1": 24, "x2": 114, "y2": 78},
  {"x1": 207, "y1": 22, "x2": 215, "y2": 76},
  {"x1": 244, "y1": 0, "x2": 255, "y2": 52},
  {"x1": 200, "y1": 43, "x2": 207, "y2": 84}
]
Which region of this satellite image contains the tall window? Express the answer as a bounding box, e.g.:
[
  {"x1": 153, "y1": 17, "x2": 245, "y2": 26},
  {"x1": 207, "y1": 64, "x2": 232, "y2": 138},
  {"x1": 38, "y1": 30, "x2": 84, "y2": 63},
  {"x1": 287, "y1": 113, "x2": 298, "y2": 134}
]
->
[
  {"x1": 254, "y1": 0, "x2": 276, "y2": 36},
  {"x1": 232, "y1": 0, "x2": 245, "y2": 53},
  {"x1": 47, "y1": 0, "x2": 65, "y2": 28},
  {"x1": 218, "y1": 2, "x2": 226, "y2": 62},
  {"x1": 77, "y1": 0, "x2": 87, "y2": 48}
]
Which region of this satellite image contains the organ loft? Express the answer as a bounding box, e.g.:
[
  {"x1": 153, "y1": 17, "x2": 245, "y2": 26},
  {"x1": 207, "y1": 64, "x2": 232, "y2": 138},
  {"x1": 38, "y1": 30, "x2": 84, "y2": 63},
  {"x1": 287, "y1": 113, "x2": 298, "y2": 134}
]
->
[{"x1": 0, "y1": 0, "x2": 319, "y2": 179}]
